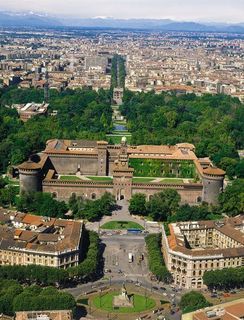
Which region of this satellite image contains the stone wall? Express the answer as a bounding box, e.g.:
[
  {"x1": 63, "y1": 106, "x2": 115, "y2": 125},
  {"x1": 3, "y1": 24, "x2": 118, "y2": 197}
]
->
[
  {"x1": 43, "y1": 180, "x2": 113, "y2": 201},
  {"x1": 132, "y1": 183, "x2": 203, "y2": 204}
]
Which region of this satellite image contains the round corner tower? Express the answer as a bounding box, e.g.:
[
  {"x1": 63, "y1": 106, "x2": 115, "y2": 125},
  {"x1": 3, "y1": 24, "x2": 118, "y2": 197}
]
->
[
  {"x1": 202, "y1": 167, "x2": 225, "y2": 205},
  {"x1": 18, "y1": 160, "x2": 42, "y2": 194}
]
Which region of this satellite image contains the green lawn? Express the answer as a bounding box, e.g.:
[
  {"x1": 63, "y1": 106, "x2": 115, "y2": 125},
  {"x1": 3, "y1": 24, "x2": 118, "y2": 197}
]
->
[
  {"x1": 106, "y1": 135, "x2": 132, "y2": 144},
  {"x1": 160, "y1": 178, "x2": 184, "y2": 184},
  {"x1": 101, "y1": 221, "x2": 144, "y2": 230},
  {"x1": 87, "y1": 176, "x2": 113, "y2": 182},
  {"x1": 93, "y1": 292, "x2": 155, "y2": 313},
  {"x1": 59, "y1": 175, "x2": 81, "y2": 181},
  {"x1": 132, "y1": 177, "x2": 155, "y2": 183}
]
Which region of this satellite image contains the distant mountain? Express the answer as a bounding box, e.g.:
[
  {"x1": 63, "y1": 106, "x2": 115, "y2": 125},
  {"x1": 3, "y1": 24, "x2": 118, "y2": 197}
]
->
[
  {"x1": 0, "y1": 11, "x2": 244, "y2": 33},
  {"x1": 0, "y1": 11, "x2": 61, "y2": 27}
]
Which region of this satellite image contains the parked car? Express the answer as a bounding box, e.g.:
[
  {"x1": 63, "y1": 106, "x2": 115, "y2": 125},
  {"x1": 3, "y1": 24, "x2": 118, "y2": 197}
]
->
[
  {"x1": 160, "y1": 287, "x2": 167, "y2": 291},
  {"x1": 152, "y1": 286, "x2": 159, "y2": 290}
]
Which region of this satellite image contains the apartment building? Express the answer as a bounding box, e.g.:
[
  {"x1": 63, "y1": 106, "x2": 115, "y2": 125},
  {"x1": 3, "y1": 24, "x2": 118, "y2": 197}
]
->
[
  {"x1": 162, "y1": 216, "x2": 244, "y2": 289},
  {"x1": 0, "y1": 209, "x2": 84, "y2": 269}
]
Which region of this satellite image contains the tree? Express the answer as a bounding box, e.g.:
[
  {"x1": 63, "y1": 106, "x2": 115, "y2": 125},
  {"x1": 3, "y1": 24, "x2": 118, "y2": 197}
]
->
[
  {"x1": 219, "y1": 179, "x2": 244, "y2": 216},
  {"x1": 203, "y1": 267, "x2": 244, "y2": 290},
  {"x1": 219, "y1": 157, "x2": 238, "y2": 179},
  {"x1": 145, "y1": 233, "x2": 172, "y2": 283},
  {"x1": 72, "y1": 192, "x2": 115, "y2": 221},
  {"x1": 236, "y1": 159, "x2": 244, "y2": 178},
  {"x1": 146, "y1": 189, "x2": 181, "y2": 221},
  {"x1": 16, "y1": 192, "x2": 68, "y2": 218},
  {"x1": 0, "y1": 185, "x2": 18, "y2": 207},
  {"x1": 180, "y1": 291, "x2": 211, "y2": 313},
  {"x1": 129, "y1": 193, "x2": 147, "y2": 216}
]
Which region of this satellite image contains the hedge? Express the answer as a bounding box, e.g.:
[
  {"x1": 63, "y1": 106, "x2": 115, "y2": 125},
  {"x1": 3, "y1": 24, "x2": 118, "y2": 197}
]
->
[{"x1": 145, "y1": 233, "x2": 172, "y2": 283}]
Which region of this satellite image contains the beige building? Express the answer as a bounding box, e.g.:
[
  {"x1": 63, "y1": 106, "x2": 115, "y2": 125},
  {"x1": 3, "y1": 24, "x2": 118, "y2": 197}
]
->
[
  {"x1": 182, "y1": 298, "x2": 244, "y2": 320},
  {"x1": 162, "y1": 216, "x2": 244, "y2": 289},
  {"x1": 11, "y1": 102, "x2": 49, "y2": 122},
  {"x1": 0, "y1": 209, "x2": 84, "y2": 269}
]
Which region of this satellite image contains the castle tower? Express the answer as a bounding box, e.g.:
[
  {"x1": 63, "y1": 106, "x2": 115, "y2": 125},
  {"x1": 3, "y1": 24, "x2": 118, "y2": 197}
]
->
[
  {"x1": 202, "y1": 167, "x2": 225, "y2": 205},
  {"x1": 18, "y1": 159, "x2": 42, "y2": 194},
  {"x1": 112, "y1": 137, "x2": 134, "y2": 201},
  {"x1": 97, "y1": 141, "x2": 108, "y2": 176}
]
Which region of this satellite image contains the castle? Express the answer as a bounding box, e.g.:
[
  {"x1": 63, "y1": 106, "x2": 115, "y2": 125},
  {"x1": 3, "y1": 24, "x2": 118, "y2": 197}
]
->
[{"x1": 17, "y1": 138, "x2": 225, "y2": 205}]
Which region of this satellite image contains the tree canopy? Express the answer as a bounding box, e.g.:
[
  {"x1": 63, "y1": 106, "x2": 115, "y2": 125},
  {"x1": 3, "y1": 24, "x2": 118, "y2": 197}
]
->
[
  {"x1": 145, "y1": 233, "x2": 172, "y2": 283},
  {"x1": 203, "y1": 267, "x2": 244, "y2": 290},
  {"x1": 180, "y1": 291, "x2": 211, "y2": 314},
  {"x1": 121, "y1": 91, "x2": 244, "y2": 178},
  {"x1": 219, "y1": 179, "x2": 244, "y2": 216},
  {"x1": 0, "y1": 87, "x2": 112, "y2": 173}
]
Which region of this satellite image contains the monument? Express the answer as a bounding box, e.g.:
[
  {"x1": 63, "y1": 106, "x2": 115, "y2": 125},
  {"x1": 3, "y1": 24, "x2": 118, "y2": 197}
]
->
[{"x1": 113, "y1": 283, "x2": 134, "y2": 308}]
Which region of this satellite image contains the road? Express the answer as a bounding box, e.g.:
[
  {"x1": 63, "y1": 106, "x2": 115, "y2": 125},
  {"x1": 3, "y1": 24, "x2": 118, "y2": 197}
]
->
[
  {"x1": 65, "y1": 232, "x2": 183, "y2": 320},
  {"x1": 102, "y1": 235, "x2": 148, "y2": 278},
  {"x1": 65, "y1": 202, "x2": 182, "y2": 319}
]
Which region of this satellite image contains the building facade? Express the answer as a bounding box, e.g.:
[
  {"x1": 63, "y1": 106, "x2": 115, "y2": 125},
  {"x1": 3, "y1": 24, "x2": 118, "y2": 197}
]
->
[
  {"x1": 162, "y1": 216, "x2": 244, "y2": 289},
  {"x1": 0, "y1": 209, "x2": 84, "y2": 269}
]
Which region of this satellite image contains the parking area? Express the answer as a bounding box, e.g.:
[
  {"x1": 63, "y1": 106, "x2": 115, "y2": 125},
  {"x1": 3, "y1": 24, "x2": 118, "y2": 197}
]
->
[{"x1": 102, "y1": 235, "x2": 149, "y2": 278}]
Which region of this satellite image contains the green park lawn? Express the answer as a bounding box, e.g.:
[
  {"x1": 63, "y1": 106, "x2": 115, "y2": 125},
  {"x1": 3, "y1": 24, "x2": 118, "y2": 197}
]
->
[
  {"x1": 160, "y1": 178, "x2": 184, "y2": 184},
  {"x1": 132, "y1": 177, "x2": 155, "y2": 183},
  {"x1": 87, "y1": 176, "x2": 113, "y2": 182},
  {"x1": 106, "y1": 135, "x2": 132, "y2": 145},
  {"x1": 101, "y1": 221, "x2": 144, "y2": 230},
  {"x1": 93, "y1": 292, "x2": 155, "y2": 313},
  {"x1": 59, "y1": 175, "x2": 81, "y2": 181}
]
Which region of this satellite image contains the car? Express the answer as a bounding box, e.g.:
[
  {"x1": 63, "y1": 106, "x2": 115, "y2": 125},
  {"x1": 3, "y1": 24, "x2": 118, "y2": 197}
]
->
[
  {"x1": 104, "y1": 268, "x2": 111, "y2": 273},
  {"x1": 160, "y1": 287, "x2": 167, "y2": 291},
  {"x1": 152, "y1": 286, "x2": 159, "y2": 290},
  {"x1": 163, "y1": 292, "x2": 167, "y2": 296}
]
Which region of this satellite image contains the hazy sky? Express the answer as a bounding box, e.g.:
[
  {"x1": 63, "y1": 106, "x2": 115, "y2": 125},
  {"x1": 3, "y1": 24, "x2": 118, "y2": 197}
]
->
[{"x1": 0, "y1": 0, "x2": 243, "y2": 22}]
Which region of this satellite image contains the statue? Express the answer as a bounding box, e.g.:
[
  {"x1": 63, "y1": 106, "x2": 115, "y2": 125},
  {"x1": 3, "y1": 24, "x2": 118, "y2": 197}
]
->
[{"x1": 113, "y1": 283, "x2": 134, "y2": 308}]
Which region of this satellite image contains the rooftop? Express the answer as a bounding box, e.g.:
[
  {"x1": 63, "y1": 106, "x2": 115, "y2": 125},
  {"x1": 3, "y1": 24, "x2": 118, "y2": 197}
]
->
[
  {"x1": 182, "y1": 299, "x2": 244, "y2": 320},
  {"x1": 0, "y1": 208, "x2": 83, "y2": 254},
  {"x1": 166, "y1": 216, "x2": 244, "y2": 258}
]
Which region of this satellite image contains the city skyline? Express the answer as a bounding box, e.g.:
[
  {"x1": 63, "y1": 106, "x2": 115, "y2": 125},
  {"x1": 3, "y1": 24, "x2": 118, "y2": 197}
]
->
[{"x1": 0, "y1": 0, "x2": 244, "y2": 23}]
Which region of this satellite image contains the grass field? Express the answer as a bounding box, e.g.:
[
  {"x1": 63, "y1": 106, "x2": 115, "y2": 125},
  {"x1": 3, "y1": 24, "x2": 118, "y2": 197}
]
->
[
  {"x1": 160, "y1": 178, "x2": 184, "y2": 184},
  {"x1": 106, "y1": 135, "x2": 132, "y2": 144},
  {"x1": 132, "y1": 177, "x2": 155, "y2": 183},
  {"x1": 93, "y1": 292, "x2": 155, "y2": 313},
  {"x1": 101, "y1": 221, "x2": 144, "y2": 230},
  {"x1": 59, "y1": 175, "x2": 81, "y2": 181},
  {"x1": 87, "y1": 176, "x2": 113, "y2": 182}
]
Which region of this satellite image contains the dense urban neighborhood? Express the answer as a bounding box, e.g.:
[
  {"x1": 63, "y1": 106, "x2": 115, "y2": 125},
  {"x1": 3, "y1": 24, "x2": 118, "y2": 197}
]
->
[{"x1": 0, "y1": 9, "x2": 243, "y2": 320}]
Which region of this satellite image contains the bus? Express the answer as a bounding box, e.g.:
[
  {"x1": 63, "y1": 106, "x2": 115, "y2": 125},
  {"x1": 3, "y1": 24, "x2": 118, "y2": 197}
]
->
[{"x1": 127, "y1": 228, "x2": 142, "y2": 234}]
